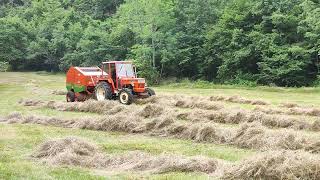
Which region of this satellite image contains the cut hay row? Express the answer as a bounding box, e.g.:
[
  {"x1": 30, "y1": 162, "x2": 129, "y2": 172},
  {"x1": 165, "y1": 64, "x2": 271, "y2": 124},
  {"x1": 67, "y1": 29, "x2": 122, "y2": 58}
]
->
[
  {"x1": 209, "y1": 95, "x2": 269, "y2": 105},
  {"x1": 19, "y1": 97, "x2": 224, "y2": 114},
  {"x1": 136, "y1": 94, "x2": 269, "y2": 107},
  {"x1": 18, "y1": 98, "x2": 320, "y2": 133},
  {"x1": 19, "y1": 99, "x2": 138, "y2": 115},
  {"x1": 33, "y1": 137, "x2": 320, "y2": 179},
  {"x1": 222, "y1": 150, "x2": 320, "y2": 179},
  {"x1": 51, "y1": 90, "x2": 66, "y2": 95},
  {"x1": 280, "y1": 102, "x2": 300, "y2": 108},
  {"x1": 254, "y1": 106, "x2": 320, "y2": 117},
  {"x1": 180, "y1": 109, "x2": 320, "y2": 132},
  {"x1": 3, "y1": 112, "x2": 320, "y2": 154},
  {"x1": 135, "y1": 95, "x2": 225, "y2": 109},
  {"x1": 32, "y1": 136, "x2": 219, "y2": 174}
]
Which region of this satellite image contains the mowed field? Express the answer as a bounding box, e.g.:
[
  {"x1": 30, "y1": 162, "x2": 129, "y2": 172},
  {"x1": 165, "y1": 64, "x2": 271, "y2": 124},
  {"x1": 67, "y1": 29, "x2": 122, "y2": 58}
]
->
[{"x1": 1, "y1": 72, "x2": 320, "y2": 179}]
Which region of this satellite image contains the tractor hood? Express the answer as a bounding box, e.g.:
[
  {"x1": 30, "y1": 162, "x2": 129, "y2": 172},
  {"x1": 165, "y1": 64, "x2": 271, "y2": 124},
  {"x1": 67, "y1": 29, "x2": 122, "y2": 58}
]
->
[
  {"x1": 120, "y1": 77, "x2": 146, "y2": 93},
  {"x1": 120, "y1": 77, "x2": 145, "y2": 84}
]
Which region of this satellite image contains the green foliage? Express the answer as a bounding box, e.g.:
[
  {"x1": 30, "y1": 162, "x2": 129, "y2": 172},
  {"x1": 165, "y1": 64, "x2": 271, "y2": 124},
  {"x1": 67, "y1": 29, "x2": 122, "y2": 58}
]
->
[
  {"x1": 0, "y1": 0, "x2": 320, "y2": 86},
  {"x1": 205, "y1": 0, "x2": 319, "y2": 87},
  {"x1": 0, "y1": 16, "x2": 28, "y2": 70},
  {"x1": 0, "y1": 62, "x2": 9, "y2": 72}
]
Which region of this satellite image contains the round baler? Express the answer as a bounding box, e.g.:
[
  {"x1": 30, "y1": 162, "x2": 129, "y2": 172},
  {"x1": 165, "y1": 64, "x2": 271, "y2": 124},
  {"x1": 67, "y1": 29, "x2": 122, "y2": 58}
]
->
[{"x1": 66, "y1": 61, "x2": 155, "y2": 105}]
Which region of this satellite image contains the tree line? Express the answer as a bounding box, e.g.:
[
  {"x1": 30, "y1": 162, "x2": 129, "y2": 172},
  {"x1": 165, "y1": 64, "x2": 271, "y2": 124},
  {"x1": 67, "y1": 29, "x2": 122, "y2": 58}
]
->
[{"x1": 1, "y1": 0, "x2": 320, "y2": 86}]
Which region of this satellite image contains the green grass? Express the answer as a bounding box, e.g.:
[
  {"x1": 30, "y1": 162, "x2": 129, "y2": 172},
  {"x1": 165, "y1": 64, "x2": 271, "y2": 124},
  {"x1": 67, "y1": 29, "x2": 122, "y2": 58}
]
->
[
  {"x1": 0, "y1": 124, "x2": 253, "y2": 179},
  {"x1": 1, "y1": 71, "x2": 320, "y2": 179},
  {"x1": 155, "y1": 85, "x2": 320, "y2": 107}
]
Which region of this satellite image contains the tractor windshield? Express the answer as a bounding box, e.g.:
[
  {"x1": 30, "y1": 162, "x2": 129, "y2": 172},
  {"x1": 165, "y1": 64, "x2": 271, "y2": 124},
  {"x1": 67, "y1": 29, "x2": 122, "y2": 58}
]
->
[{"x1": 116, "y1": 63, "x2": 135, "y2": 78}]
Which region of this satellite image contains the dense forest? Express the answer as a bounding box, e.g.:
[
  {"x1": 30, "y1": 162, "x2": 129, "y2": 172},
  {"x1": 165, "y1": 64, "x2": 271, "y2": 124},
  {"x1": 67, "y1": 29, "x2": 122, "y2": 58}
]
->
[{"x1": 1, "y1": 0, "x2": 320, "y2": 86}]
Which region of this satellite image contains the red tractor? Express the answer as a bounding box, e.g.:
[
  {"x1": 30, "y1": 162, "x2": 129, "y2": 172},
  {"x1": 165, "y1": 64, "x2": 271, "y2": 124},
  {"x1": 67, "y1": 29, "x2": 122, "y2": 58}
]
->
[{"x1": 66, "y1": 61, "x2": 155, "y2": 105}]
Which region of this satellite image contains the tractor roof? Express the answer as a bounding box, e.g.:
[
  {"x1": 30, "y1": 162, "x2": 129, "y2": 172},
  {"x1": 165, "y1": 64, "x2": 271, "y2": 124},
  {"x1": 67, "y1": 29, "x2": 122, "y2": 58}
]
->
[{"x1": 102, "y1": 61, "x2": 132, "y2": 64}]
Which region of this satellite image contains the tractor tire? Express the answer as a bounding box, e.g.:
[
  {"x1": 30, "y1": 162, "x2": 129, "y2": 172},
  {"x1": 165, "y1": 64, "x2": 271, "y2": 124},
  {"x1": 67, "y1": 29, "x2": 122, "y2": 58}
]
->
[
  {"x1": 119, "y1": 89, "x2": 133, "y2": 105},
  {"x1": 145, "y1": 88, "x2": 156, "y2": 96},
  {"x1": 66, "y1": 91, "x2": 75, "y2": 102},
  {"x1": 95, "y1": 82, "x2": 113, "y2": 101}
]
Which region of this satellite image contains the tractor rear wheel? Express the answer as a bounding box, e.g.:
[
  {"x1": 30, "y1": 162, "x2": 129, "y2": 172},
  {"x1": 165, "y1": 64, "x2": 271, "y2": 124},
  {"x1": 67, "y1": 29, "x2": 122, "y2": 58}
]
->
[
  {"x1": 95, "y1": 82, "x2": 113, "y2": 101},
  {"x1": 145, "y1": 88, "x2": 156, "y2": 96},
  {"x1": 66, "y1": 91, "x2": 75, "y2": 102},
  {"x1": 119, "y1": 89, "x2": 133, "y2": 105}
]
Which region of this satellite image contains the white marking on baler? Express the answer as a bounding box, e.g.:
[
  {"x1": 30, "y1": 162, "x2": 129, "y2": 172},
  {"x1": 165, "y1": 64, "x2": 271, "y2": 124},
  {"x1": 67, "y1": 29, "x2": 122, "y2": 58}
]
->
[{"x1": 90, "y1": 76, "x2": 96, "y2": 86}]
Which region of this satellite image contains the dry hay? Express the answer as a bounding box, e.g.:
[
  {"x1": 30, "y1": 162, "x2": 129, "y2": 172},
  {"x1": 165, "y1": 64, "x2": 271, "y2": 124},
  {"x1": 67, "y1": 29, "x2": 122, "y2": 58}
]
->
[
  {"x1": 134, "y1": 96, "x2": 162, "y2": 105},
  {"x1": 178, "y1": 123, "x2": 229, "y2": 143},
  {"x1": 32, "y1": 137, "x2": 219, "y2": 174},
  {"x1": 5, "y1": 113, "x2": 320, "y2": 154},
  {"x1": 51, "y1": 90, "x2": 66, "y2": 95},
  {"x1": 4, "y1": 111, "x2": 24, "y2": 124},
  {"x1": 253, "y1": 106, "x2": 285, "y2": 115},
  {"x1": 133, "y1": 94, "x2": 225, "y2": 111},
  {"x1": 255, "y1": 105, "x2": 320, "y2": 117},
  {"x1": 2, "y1": 113, "x2": 230, "y2": 148},
  {"x1": 182, "y1": 108, "x2": 315, "y2": 132},
  {"x1": 31, "y1": 136, "x2": 103, "y2": 167},
  {"x1": 46, "y1": 100, "x2": 112, "y2": 113},
  {"x1": 138, "y1": 104, "x2": 164, "y2": 118},
  {"x1": 18, "y1": 99, "x2": 45, "y2": 107},
  {"x1": 18, "y1": 95, "x2": 225, "y2": 114},
  {"x1": 280, "y1": 102, "x2": 300, "y2": 108},
  {"x1": 209, "y1": 95, "x2": 269, "y2": 105},
  {"x1": 174, "y1": 99, "x2": 223, "y2": 111},
  {"x1": 288, "y1": 107, "x2": 320, "y2": 117},
  {"x1": 20, "y1": 99, "x2": 164, "y2": 117},
  {"x1": 311, "y1": 120, "x2": 320, "y2": 131},
  {"x1": 230, "y1": 122, "x2": 307, "y2": 151},
  {"x1": 33, "y1": 137, "x2": 320, "y2": 178},
  {"x1": 222, "y1": 150, "x2": 320, "y2": 180},
  {"x1": 45, "y1": 100, "x2": 134, "y2": 115}
]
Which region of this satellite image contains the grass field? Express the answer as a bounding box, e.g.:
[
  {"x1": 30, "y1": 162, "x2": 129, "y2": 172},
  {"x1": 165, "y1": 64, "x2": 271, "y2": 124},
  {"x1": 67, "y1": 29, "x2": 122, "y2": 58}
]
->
[{"x1": 1, "y1": 72, "x2": 320, "y2": 179}]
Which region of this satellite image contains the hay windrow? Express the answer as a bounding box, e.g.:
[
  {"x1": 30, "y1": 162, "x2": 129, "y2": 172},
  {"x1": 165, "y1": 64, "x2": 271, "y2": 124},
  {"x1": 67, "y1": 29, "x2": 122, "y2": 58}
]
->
[
  {"x1": 288, "y1": 107, "x2": 320, "y2": 117},
  {"x1": 32, "y1": 137, "x2": 220, "y2": 174},
  {"x1": 4, "y1": 113, "x2": 320, "y2": 153},
  {"x1": 182, "y1": 109, "x2": 316, "y2": 132},
  {"x1": 33, "y1": 137, "x2": 320, "y2": 178},
  {"x1": 222, "y1": 150, "x2": 320, "y2": 180},
  {"x1": 231, "y1": 122, "x2": 306, "y2": 151},
  {"x1": 254, "y1": 105, "x2": 320, "y2": 117},
  {"x1": 209, "y1": 95, "x2": 269, "y2": 105},
  {"x1": 280, "y1": 102, "x2": 300, "y2": 108},
  {"x1": 175, "y1": 99, "x2": 223, "y2": 110},
  {"x1": 138, "y1": 104, "x2": 164, "y2": 118},
  {"x1": 19, "y1": 95, "x2": 225, "y2": 112},
  {"x1": 51, "y1": 90, "x2": 66, "y2": 95},
  {"x1": 19, "y1": 98, "x2": 320, "y2": 134},
  {"x1": 19, "y1": 99, "x2": 45, "y2": 107}
]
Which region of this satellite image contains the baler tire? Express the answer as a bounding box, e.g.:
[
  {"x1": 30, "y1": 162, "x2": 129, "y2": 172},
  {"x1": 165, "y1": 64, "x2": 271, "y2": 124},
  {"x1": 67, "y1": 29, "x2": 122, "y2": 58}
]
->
[
  {"x1": 146, "y1": 88, "x2": 156, "y2": 96},
  {"x1": 66, "y1": 91, "x2": 75, "y2": 102},
  {"x1": 119, "y1": 89, "x2": 133, "y2": 105},
  {"x1": 95, "y1": 82, "x2": 113, "y2": 101}
]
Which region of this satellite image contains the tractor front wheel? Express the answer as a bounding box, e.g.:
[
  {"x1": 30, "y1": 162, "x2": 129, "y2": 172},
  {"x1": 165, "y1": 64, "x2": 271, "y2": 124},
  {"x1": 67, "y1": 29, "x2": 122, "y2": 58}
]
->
[
  {"x1": 95, "y1": 82, "x2": 113, "y2": 101},
  {"x1": 119, "y1": 89, "x2": 133, "y2": 105},
  {"x1": 145, "y1": 88, "x2": 156, "y2": 97},
  {"x1": 66, "y1": 91, "x2": 75, "y2": 102}
]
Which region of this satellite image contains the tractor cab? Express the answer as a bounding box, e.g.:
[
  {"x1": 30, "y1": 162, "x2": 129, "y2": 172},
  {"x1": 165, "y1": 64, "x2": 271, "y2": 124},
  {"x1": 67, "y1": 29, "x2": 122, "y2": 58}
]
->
[
  {"x1": 102, "y1": 61, "x2": 136, "y2": 88},
  {"x1": 97, "y1": 61, "x2": 154, "y2": 104},
  {"x1": 102, "y1": 61, "x2": 145, "y2": 91}
]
